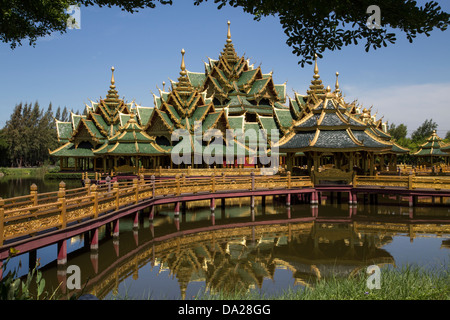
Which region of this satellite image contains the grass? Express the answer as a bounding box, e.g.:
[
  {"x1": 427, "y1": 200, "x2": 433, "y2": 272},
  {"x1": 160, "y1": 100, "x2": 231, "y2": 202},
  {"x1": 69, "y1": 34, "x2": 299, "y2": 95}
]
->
[
  {"x1": 0, "y1": 166, "x2": 55, "y2": 177},
  {"x1": 195, "y1": 264, "x2": 450, "y2": 300}
]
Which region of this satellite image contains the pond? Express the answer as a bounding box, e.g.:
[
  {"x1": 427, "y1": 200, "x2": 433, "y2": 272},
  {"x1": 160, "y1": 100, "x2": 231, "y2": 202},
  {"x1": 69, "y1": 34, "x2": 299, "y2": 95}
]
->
[
  {"x1": 0, "y1": 174, "x2": 82, "y2": 198},
  {"x1": 3, "y1": 189, "x2": 450, "y2": 300}
]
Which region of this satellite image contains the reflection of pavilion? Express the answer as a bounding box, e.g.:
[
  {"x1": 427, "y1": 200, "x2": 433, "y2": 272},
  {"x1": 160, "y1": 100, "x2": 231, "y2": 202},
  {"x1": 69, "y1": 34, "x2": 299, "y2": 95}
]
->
[
  {"x1": 272, "y1": 223, "x2": 394, "y2": 287},
  {"x1": 79, "y1": 214, "x2": 449, "y2": 300}
]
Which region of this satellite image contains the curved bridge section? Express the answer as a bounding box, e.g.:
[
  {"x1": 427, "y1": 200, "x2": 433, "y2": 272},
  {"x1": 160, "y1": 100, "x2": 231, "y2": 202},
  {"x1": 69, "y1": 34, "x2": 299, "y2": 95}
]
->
[{"x1": 2, "y1": 172, "x2": 450, "y2": 278}]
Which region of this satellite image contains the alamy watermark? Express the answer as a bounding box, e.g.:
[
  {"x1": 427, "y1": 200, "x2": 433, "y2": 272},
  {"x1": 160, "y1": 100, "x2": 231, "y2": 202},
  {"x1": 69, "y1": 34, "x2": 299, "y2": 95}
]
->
[
  {"x1": 366, "y1": 265, "x2": 381, "y2": 289},
  {"x1": 66, "y1": 4, "x2": 81, "y2": 29},
  {"x1": 170, "y1": 121, "x2": 280, "y2": 175},
  {"x1": 367, "y1": 5, "x2": 381, "y2": 29}
]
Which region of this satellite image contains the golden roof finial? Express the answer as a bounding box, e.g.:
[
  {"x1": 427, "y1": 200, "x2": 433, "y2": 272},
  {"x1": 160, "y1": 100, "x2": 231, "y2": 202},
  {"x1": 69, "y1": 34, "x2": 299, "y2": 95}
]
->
[
  {"x1": 111, "y1": 66, "x2": 115, "y2": 87},
  {"x1": 180, "y1": 48, "x2": 187, "y2": 76},
  {"x1": 227, "y1": 20, "x2": 231, "y2": 43},
  {"x1": 313, "y1": 54, "x2": 319, "y2": 79},
  {"x1": 335, "y1": 71, "x2": 340, "y2": 94}
]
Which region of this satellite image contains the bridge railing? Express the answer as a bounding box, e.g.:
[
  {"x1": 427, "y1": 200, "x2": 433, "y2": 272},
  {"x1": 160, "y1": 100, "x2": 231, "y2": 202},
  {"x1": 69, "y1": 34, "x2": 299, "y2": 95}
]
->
[
  {"x1": 354, "y1": 174, "x2": 450, "y2": 190},
  {"x1": 0, "y1": 173, "x2": 313, "y2": 246}
]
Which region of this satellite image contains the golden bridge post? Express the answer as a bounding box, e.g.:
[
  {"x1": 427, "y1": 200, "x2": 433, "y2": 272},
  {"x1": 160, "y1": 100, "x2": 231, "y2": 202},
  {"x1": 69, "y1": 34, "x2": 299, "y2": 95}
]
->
[
  {"x1": 91, "y1": 184, "x2": 98, "y2": 219},
  {"x1": 58, "y1": 182, "x2": 67, "y2": 229},
  {"x1": 286, "y1": 171, "x2": 291, "y2": 206},
  {"x1": 0, "y1": 197, "x2": 4, "y2": 247},
  {"x1": 30, "y1": 184, "x2": 38, "y2": 206}
]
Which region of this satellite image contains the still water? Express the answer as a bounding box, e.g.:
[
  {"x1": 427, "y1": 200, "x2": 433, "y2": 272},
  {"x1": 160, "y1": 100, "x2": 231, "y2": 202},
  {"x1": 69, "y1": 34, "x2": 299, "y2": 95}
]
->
[{"x1": 1, "y1": 177, "x2": 450, "y2": 299}]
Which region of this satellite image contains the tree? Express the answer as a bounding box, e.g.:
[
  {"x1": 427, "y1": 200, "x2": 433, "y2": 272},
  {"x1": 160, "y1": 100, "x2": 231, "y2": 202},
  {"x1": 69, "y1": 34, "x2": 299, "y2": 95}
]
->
[
  {"x1": 388, "y1": 123, "x2": 408, "y2": 141},
  {"x1": 411, "y1": 118, "x2": 438, "y2": 143},
  {"x1": 2, "y1": 101, "x2": 58, "y2": 167},
  {"x1": 1, "y1": 1, "x2": 449, "y2": 66}
]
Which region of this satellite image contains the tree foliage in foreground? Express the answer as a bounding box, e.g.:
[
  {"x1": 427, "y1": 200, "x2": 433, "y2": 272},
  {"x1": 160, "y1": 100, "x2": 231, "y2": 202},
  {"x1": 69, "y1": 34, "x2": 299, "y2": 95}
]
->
[{"x1": 1, "y1": 1, "x2": 449, "y2": 66}]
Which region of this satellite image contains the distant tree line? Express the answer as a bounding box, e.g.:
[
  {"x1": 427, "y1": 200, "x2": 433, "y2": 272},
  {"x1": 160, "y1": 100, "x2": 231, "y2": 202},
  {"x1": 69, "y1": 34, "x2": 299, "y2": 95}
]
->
[{"x1": 0, "y1": 102, "x2": 79, "y2": 167}]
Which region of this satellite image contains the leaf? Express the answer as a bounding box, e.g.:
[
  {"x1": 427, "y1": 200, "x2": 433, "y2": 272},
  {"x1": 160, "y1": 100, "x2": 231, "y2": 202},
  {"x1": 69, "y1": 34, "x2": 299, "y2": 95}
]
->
[{"x1": 37, "y1": 280, "x2": 46, "y2": 298}]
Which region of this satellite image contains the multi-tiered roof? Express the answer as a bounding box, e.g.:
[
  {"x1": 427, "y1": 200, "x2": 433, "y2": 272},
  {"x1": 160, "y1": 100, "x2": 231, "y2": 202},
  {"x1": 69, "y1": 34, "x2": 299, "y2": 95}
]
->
[
  {"x1": 414, "y1": 130, "x2": 448, "y2": 157},
  {"x1": 277, "y1": 55, "x2": 408, "y2": 155},
  {"x1": 50, "y1": 21, "x2": 410, "y2": 172}
]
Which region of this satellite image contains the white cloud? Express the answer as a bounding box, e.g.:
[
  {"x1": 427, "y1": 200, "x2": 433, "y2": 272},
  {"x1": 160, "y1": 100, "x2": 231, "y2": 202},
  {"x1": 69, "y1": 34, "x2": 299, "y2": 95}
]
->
[{"x1": 341, "y1": 82, "x2": 450, "y2": 137}]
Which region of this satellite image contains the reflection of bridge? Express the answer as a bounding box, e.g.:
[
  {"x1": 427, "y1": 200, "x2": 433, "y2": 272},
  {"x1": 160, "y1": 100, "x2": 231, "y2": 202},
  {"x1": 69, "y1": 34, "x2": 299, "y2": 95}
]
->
[
  {"x1": 1, "y1": 172, "x2": 450, "y2": 283},
  {"x1": 50, "y1": 211, "x2": 450, "y2": 300}
]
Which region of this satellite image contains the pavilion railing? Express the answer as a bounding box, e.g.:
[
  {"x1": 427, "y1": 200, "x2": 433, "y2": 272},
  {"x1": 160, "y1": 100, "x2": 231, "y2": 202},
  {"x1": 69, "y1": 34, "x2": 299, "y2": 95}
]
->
[{"x1": 0, "y1": 172, "x2": 311, "y2": 246}]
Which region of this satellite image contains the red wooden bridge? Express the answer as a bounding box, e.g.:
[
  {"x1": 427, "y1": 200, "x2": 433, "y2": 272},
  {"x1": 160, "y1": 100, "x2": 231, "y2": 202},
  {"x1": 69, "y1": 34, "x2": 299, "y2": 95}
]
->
[{"x1": 1, "y1": 172, "x2": 450, "y2": 279}]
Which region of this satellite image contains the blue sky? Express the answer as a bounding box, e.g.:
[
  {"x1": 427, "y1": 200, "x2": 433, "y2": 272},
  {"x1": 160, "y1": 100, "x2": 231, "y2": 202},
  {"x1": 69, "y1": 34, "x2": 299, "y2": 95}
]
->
[{"x1": 1, "y1": 1, "x2": 449, "y2": 137}]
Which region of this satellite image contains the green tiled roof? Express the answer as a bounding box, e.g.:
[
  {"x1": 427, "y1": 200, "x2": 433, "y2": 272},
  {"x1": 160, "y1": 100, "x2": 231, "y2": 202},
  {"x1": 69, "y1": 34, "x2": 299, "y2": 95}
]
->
[
  {"x1": 274, "y1": 109, "x2": 293, "y2": 128},
  {"x1": 228, "y1": 116, "x2": 244, "y2": 131},
  {"x1": 202, "y1": 112, "x2": 222, "y2": 131},
  {"x1": 50, "y1": 142, "x2": 94, "y2": 157},
  {"x1": 237, "y1": 69, "x2": 258, "y2": 87},
  {"x1": 258, "y1": 116, "x2": 278, "y2": 132},
  {"x1": 248, "y1": 78, "x2": 269, "y2": 95},
  {"x1": 136, "y1": 106, "x2": 154, "y2": 127},
  {"x1": 71, "y1": 114, "x2": 85, "y2": 129},
  {"x1": 187, "y1": 71, "x2": 206, "y2": 88},
  {"x1": 91, "y1": 113, "x2": 109, "y2": 133},
  {"x1": 274, "y1": 84, "x2": 286, "y2": 101},
  {"x1": 83, "y1": 119, "x2": 105, "y2": 140},
  {"x1": 56, "y1": 121, "x2": 73, "y2": 141}
]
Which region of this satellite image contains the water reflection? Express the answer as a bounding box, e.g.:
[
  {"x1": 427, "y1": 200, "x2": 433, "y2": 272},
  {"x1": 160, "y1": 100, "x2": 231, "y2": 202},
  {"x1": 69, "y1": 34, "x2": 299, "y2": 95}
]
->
[
  {"x1": 0, "y1": 175, "x2": 81, "y2": 198},
  {"x1": 22, "y1": 196, "x2": 448, "y2": 300}
]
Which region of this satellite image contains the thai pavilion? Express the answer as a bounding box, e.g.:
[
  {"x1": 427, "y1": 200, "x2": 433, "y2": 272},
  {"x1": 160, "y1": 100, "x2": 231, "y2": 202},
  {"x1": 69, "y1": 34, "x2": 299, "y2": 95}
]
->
[
  {"x1": 275, "y1": 54, "x2": 409, "y2": 180},
  {"x1": 414, "y1": 130, "x2": 449, "y2": 166},
  {"x1": 49, "y1": 21, "x2": 409, "y2": 176}
]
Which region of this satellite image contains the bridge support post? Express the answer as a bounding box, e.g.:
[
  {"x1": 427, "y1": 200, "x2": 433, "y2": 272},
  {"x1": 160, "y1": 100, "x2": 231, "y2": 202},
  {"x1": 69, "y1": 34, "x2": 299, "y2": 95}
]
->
[
  {"x1": 311, "y1": 191, "x2": 318, "y2": 204},
  {"x1": 250, "y1": 196, "x2": 255, "y2": 208},
  {"x1": 174, "y1": 202, "x2": 180, "y2": 215},
  {"x1": 286, "y1": 193, "x2": 291, "y2": 206},
  {"x1": 353, "y1": 193, "x2": 358, "y2": 205},
  {"x1": 174, "y1": 216, "x2": 180, "y2": 231},
  {"x1": 211, "y1": 211, "x2": 215, "y2": 226},
  {"x1": 210, "y1": 198, "x2": 216, "y2": 211},
  {"x1": 149, "y1": 206, "x2": 155, "y2": 220},
  {"x1": 90, "y1": 228, "x2": 99, "y2": 251},
  {"x1": 311, "y1": 204, "x2": 318, "y2": 217},
  {"x1": 90, "y1": 251, "x2": 98, "y2": 274},
  {"x1": 57, "y1": 239, "x2": 67, "y2": 265},
  {"x1": 133, "y1": 211, "x2": 139, "y2": 229},
  {"x1": 57, "y1": 265, "x2": 67, "y2": 294},
  {"x1": 113, "y1": 219, "x2": 120, "y2": 237},
  {"x1": 408, "y1": 195, "x2": 414, "y2": 207},
  {"x1": 262, "y1": 195, "x2": 266, "y2": 207}
]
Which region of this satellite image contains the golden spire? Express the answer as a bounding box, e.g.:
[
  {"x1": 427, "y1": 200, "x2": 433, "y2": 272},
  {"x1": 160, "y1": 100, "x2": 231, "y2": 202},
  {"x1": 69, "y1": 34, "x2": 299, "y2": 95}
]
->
[
  {"x1": 221, "y1": 20, "x2": 238, "y2": 67},
  {"x1": 180, "y1": 48, "x2": 187, "y2": 76},
  {"x1": 313, "y1": 54, "x2": 319, "y2": 80},
  {"x1": 111, "y1": 66, "x2": 115, "y2": 87},
  {"x1": 335, "y1": 71, "x2": 341, "y2": 94},
  {"x1": 175, "y1": 48, "x2": 193, "y2": 98},
  {"x1": 105, "y1": 66, "x2": 120, "y2": 109},
  {"x1": 307, "y1": 54, "x2": 325, "y2": 96}
]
